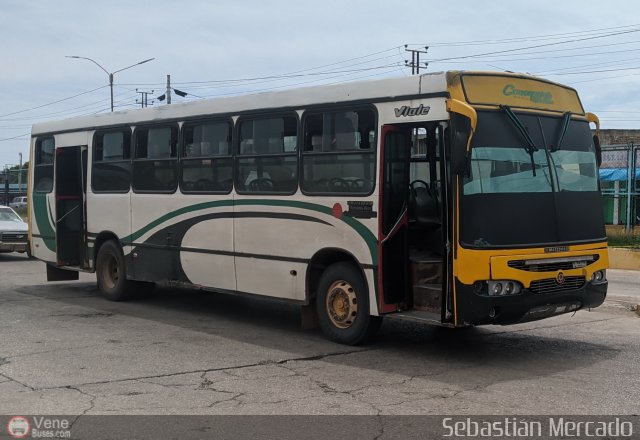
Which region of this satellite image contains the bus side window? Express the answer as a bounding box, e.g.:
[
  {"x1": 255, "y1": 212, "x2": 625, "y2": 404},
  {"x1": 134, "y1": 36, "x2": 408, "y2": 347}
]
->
[
  {"x1": 34, "y1": 137, "x2": 55, "y2": 193},
  {"x1": 180, "y1": 121, "x2": 232, "y2": 193},
  {"x1": 301, "y1": 108, "x2": 376, "y2": 194},
  {"x1": 92, "y1": 129, "x2": 131, "y2": 193},
  {"x1": 235, "y1": 115, "x2": 298, "y2": 194},
  {"x1": 132, "y1": 125, "x2": 178, "y2": 193}
]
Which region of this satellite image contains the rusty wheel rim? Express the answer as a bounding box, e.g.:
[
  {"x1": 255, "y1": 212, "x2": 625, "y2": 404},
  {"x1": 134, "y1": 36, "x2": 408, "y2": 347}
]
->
[{"x1": 325, "y1": 280, "x2": 358, "y2": 329}]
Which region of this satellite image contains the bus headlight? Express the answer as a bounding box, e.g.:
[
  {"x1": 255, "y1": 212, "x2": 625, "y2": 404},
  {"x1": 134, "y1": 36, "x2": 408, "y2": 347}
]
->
[
  {"x1": 590, "y1": 270, "x2": 607, "y2": 284},
  {"x1": 487, "y1": 280, "x2": 522, "y2": 296}
]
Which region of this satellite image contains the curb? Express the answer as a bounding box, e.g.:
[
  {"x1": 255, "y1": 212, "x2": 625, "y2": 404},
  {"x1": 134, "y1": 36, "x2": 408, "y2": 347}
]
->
[{"x1": 608, "y1": 247, "x2": 640, "y2": 271}]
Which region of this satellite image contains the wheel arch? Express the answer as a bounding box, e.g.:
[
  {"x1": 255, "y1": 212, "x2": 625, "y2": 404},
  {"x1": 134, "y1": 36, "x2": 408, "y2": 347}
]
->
[
  {"x1": 305, "y1": 247, "x2": 369, "y2": 305},
  {"x1": 92, "y1": 231, "x2": 122, "y2": 269}
]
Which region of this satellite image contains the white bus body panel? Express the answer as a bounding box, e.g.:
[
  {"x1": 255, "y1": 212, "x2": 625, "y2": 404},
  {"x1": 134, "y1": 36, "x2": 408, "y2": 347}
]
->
[{"x1": 233, "y1": 195, "x2": 378, "y2": 301}]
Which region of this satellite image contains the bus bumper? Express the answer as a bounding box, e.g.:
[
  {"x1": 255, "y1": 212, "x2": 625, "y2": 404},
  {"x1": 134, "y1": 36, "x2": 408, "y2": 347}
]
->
[{"x1": 455, "y1": 279, "x2": 608, "y2": 325}]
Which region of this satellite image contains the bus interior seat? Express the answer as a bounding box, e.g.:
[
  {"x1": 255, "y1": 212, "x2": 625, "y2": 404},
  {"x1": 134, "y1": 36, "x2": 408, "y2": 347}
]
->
[
  {"x1": 334, "y1": 132, "x2": 357, "y2": 150},
  {"x1": 218, "y1": 140, "x2": 230, "y2": 155},
  {"x1": 148, "y1": 142, "x2": 170, "y2": 159},
  {"x1": 200, "y1": 141, "x2": 212, "y2": 155},
  {"x1": 240, "y1": 139, "x2": 254, "y2": 154},
  {"x1": 311, "y1": 135, "x2": 322, "y2": 151},
  {"x1": 411, "y1": 185, "x2": 441, "y2": 229},
  {"x1": 268, "y1": 137, "x2": 281, "y2": 153}
]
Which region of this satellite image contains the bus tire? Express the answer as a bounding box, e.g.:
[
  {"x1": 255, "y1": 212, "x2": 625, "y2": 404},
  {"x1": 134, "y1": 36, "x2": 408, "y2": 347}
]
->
[
  {"x1": 316, "y1": 262, "x2": 382, "y2": 345},
  {"x1": 96, "y1": 240, "x2": 135, "y2": 301}
]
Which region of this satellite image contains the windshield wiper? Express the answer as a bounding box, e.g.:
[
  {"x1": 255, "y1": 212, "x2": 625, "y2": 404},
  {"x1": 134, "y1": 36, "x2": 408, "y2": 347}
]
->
[
  {"x1": 500, "y1": 105, "x2": 538, "y2": 176},
  {"x1": 551, "y1": 112, "x2": 571, "y2": 152}
]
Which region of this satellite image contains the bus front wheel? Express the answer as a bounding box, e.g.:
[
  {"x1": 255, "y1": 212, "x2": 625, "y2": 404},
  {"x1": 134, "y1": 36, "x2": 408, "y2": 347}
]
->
[
  {"x1": 316, "y1": 262, "x2": 381, "y2": 345},
  {"x1": 96, "y1": 240, "x2": 135, "y2": 301}
]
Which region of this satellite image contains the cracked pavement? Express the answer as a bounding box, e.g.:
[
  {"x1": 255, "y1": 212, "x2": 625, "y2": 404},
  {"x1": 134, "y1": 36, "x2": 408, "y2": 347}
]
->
[{"x1": 0, "y1": 253, "x2": 639, "y2": 416}]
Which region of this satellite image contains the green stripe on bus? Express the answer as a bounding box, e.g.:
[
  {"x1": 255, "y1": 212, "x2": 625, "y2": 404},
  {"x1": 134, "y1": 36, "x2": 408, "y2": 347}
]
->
[
  {"x1": 122, "y1": 200, "x2": 234, "y2": 244},
  {"x1": 122, "y1": 199, "x2": 378, "y2": 264},
  {"x1": 32, "y1": 192, "x2": 56, "y2": 252}
]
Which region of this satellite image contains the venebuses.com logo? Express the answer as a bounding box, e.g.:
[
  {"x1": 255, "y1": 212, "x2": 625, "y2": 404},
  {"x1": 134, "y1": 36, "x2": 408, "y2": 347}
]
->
[
  {"x1": 5, "y1": 416, "x2": 71, "y2": 438},
  {"x1": 6, "y1": 416, "x2": 30, "y2": 438}
]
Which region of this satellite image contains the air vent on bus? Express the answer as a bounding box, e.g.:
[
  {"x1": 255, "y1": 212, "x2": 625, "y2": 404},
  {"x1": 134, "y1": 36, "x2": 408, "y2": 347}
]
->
[
  {"x1": 529, "y1": 276, "x2": 586, "y2": 294},
  {"x1": 508, "y1": 255, "x2": 598, "y2": 272}
]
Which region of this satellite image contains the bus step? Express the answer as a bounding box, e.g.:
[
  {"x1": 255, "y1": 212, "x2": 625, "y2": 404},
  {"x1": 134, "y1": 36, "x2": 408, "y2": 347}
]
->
[
  {"x1": 413, "y1": 283, "x2": 441, "y2": 313},
  {"x1": 386, "y1": 309, "x2": 445, "y2": 326},
  {"x1": 410, "y1": 251, "x2": 443, "y2": 285}
]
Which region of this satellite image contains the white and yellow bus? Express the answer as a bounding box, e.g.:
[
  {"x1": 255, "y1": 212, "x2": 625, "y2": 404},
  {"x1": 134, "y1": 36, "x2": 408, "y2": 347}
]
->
[{"x1": 28, "y1": 71, "x2": 609, "y2": 344}]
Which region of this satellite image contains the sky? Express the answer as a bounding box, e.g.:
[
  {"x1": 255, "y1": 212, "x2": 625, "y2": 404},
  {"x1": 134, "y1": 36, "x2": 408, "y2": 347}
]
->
[{"x1": 2, "y1": 0, "x2": 640, "y2": 167}]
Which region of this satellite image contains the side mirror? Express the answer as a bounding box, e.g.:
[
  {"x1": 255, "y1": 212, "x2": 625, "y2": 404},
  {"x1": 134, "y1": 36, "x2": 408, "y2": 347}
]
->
[
  {"x1": 446, "y1": 99, "x2": 477, "y2": 175},
  {"x1": 586, "y1": 112, "x2": 602, "y2": 167},
  {"x1": 593, "y1": 134, "x2": 602, "y2": 167},
  {"x1": 450, "y1": 113, "x2": 473, "y2": 175}
]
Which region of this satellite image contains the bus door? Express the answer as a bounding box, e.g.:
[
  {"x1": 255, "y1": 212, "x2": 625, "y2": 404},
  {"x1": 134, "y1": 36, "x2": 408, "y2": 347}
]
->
[
  {"x1": 54, "y1": 145, "x2": 87, "y2": 268},
  {"x1": 379, "y1": 125, "x2": 410, "y2": 313},
  {"x1": 379, "y1": 123, "x2": 450, "y2": 322}
]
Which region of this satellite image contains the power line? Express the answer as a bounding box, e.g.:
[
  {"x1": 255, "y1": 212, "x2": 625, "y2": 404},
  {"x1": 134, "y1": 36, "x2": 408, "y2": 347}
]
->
[
  {"x1": 0, "y1": 133, "x2": 30, "y2": 142},
  {"x1": 546, "y1": 65, "x2": 640, "y2": 76},
  {"x1": 430, "y1": 44, "x2": 640, "y2": 65},
  {"x1": 425, "y1": 27, "x2": 640, "y2": 63},
  {"x1": 535, "y1": 56, "x2": 640, "y2": 74},
  {"x1": 0, "y1": 85, "x2": 108, "y2": 118},
  {"x1": 410, "y1": 23, "x2": 640, "y2": 47}
]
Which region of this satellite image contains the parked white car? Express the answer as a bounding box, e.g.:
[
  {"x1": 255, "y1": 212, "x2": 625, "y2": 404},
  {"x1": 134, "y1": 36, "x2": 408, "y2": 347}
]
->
[
  {"x1": 8, "y1": 196, "x2": 27, "y2": 209},
  {"x1": 0, "y1": 206, "x2": 29, "y2": 253}
]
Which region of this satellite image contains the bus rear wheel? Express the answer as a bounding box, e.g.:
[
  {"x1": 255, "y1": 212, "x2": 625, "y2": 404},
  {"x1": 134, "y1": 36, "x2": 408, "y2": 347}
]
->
[
  {"x1": 316, "y1": 262, "x2": 381, "y2": 345},
  {"x1": 96, "y1": 240, "x2": 135, "y2": 301}
]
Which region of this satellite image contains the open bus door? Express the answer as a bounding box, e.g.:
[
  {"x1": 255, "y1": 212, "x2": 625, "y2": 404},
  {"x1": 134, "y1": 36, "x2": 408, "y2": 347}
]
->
[
  {"x1": 54, "y1": 145, "x2": 87, "y2": 268},
  {"x1": 379, "y1": 123, "x2": 452, "y2": 324},
  {"x1": 378, "y1": 125, "x2": 410, "y2": 313}
]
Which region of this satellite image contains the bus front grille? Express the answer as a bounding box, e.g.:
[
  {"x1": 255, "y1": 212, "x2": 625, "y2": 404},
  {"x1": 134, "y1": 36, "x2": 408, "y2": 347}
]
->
[
  {"x1": 529, "y1": 276, "x2": 586, "y2": 294},
  {"x1": 508, "y1": 255, "x2": 598, "y2": 272}
]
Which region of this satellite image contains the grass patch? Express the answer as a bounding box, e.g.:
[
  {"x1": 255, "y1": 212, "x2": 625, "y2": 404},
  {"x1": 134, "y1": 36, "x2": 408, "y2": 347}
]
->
[{"x1": 608, "y1": 233, "x2": 640, "y2": 248}]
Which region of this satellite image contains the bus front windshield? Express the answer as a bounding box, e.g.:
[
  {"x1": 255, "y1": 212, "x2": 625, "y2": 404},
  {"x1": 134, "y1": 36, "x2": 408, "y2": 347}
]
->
[{"x1": 460, "y1": 110, "x2": 605, "y2": 248}]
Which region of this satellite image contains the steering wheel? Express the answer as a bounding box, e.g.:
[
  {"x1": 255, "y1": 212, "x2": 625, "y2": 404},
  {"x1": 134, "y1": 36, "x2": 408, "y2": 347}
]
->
[
  {"x1": 248, "y1": 178, "x2": 274, "y2": 191},
  {"x1": 410, "y1": 179, "x2": 429, "y2": 191}
]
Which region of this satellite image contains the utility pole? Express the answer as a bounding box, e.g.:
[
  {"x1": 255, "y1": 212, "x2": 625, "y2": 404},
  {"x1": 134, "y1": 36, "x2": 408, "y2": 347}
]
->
[
  {"x1": 3, "y1": 165, "x2": 8, "y2": 205},
  {"x1": 136, "y1": 89, "x2": 154, "y2": 108},
  {"x1": 18, "y1": 153, "x2": 22, "y2": 196},
  {"x1": 166, "y1": 75, "x2": 172, "y2": 105},
  {"x1": 404, "y1": 45, "x2": 429, "y2": 75},
  {"x1": 156, "y1": 75, "x2": 188, "y2": 104}
]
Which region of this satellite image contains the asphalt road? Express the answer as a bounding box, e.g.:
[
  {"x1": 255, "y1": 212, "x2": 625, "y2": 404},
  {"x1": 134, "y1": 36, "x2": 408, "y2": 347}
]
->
[{"x1": 0, "y1": 253, "x2": 638, "y2": 417}]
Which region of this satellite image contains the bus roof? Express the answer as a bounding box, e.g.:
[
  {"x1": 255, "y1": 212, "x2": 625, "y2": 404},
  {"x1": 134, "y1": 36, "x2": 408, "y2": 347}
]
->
[
  {"x1": 31, "y1": 72, "x2": 449, "y2": 136},
  {"x1": 30, "y1": 70, "x2": 584, "y2": 136}
]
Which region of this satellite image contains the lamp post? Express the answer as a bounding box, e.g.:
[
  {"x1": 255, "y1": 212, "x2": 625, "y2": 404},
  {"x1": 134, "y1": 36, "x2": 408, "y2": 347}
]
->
[
  {"x1": 18, "y1": 153, "x2": 22, "y2": 195},
  {"x1": 65, "y1": 56, "x2": 155, "y2": 111}
]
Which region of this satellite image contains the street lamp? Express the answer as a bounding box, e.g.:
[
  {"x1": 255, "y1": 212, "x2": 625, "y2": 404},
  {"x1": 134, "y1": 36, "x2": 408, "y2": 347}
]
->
[{"x1": 65, "y1": 56, "x2": 155, "y2": 112}]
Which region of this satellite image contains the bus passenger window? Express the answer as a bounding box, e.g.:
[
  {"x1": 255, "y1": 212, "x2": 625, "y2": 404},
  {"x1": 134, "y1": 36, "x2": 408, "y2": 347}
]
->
[
  {"x1": 34, "y1": 137, "x2": 55, "y2": 193},
  {"x1": 235, "y1": 115, "x2": 298, "y2": 194},
  {"x1": 132, "y1": 125, "x2": 178, "y2": 193},
  {"x1": 180, "y1": 121, "x2": 232, "y2": 193},
  {"x1": 301, "y1": 108, "x2": 376, "y2": 194},
  {"x1": 92, "y1": 129, "x2": 132, "y2": 193}
]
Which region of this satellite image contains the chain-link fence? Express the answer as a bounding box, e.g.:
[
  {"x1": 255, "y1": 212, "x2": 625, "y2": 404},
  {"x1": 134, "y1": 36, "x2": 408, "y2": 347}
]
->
[{"x1": 600, "y1": 143, "x2": 639, "y2": 232}]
